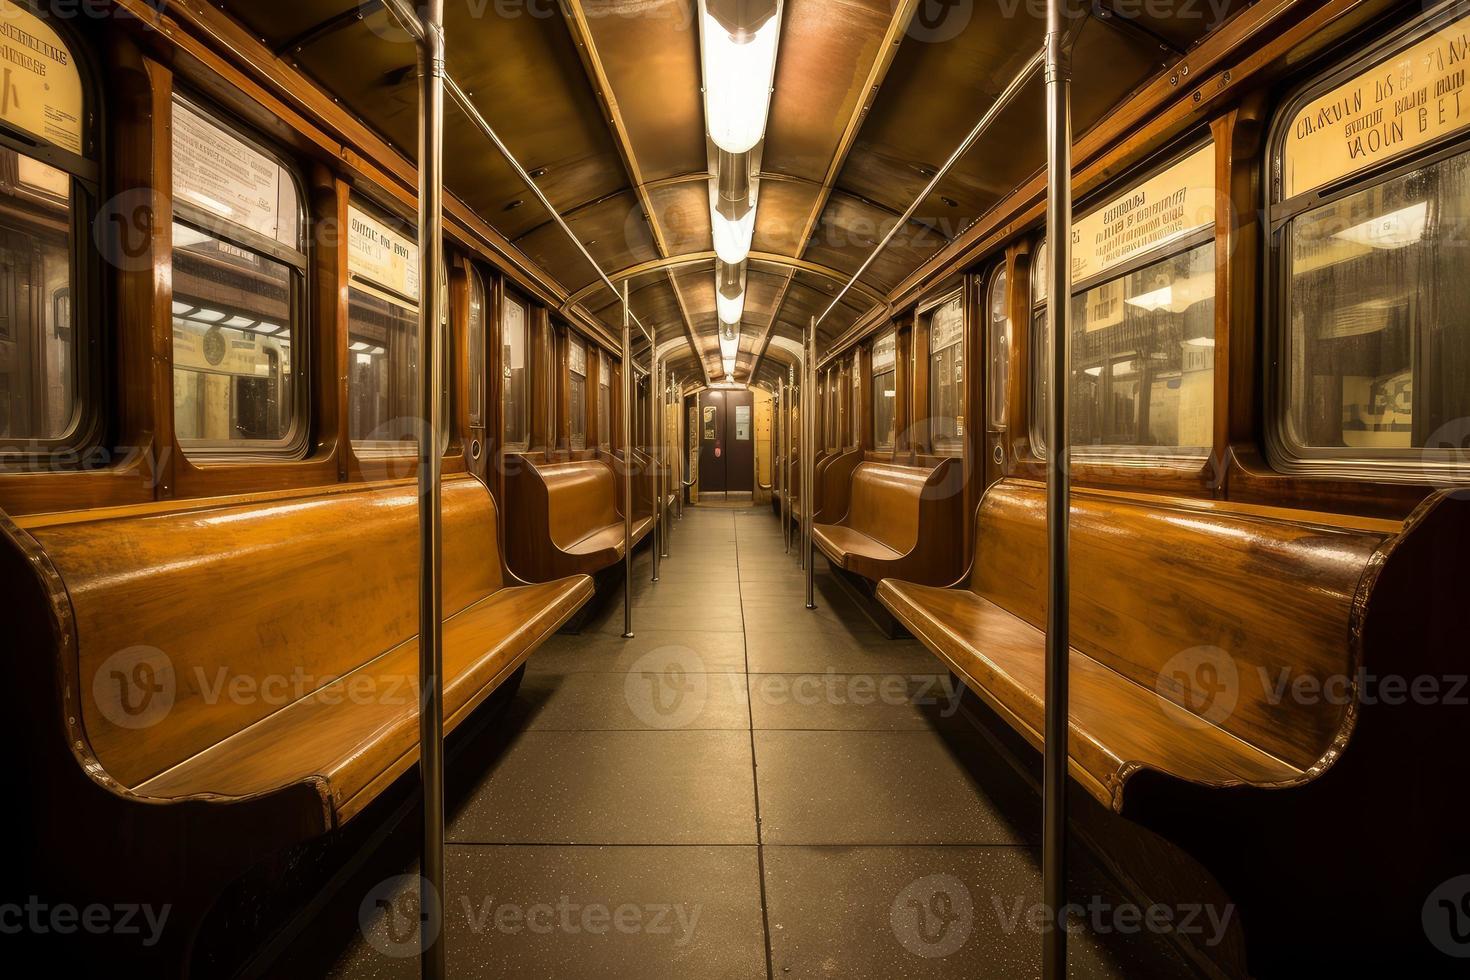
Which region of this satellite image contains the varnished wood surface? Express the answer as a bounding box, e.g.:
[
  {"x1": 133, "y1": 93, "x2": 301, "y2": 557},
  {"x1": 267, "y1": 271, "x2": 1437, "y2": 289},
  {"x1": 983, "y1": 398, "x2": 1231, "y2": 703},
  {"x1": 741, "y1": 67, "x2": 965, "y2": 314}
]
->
[
  {"x1": 505, "y1": 455, "x2": 645, "y2": 581},
  {"x1": 812, "y1": 459, "x2": 963, "y2": 586},
  {"x1": 879, "y1": 478, "x2": 1400, "y2": 809}
]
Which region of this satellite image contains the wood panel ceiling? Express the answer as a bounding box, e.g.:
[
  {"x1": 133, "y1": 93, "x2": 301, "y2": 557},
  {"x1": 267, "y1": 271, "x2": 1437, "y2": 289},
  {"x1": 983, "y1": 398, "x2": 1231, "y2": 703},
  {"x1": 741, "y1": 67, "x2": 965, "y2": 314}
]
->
[{"x1": 223, "y1": 0, "x2": 1249, "y2": 389}]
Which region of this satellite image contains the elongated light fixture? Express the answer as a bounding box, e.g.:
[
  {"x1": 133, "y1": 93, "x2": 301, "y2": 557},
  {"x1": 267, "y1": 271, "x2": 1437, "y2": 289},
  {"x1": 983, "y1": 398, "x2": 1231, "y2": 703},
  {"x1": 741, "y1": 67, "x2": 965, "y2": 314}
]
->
[
  {"x1": 711, "y1": 195, "x2": 757, "y2": 265},
  {"x1": 701, "y1": 0, "x2": 783, "y2": 154}
]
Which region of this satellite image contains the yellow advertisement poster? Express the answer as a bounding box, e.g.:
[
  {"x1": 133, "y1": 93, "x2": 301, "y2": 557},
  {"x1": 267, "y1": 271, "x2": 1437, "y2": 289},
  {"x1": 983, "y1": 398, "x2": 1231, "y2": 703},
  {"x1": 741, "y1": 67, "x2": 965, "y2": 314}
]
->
[
  {"x1": 1071, "y1": 142, "x2": 1216, "y2": 285},
  {"x1": 1285, "y1": 14, "x2": 1470, "y2": 198},
  {"x1": 348, "y1": 205, "x2": 420, "y2": 302},
  {"x1": 0, "y1": 0, "x2": 84, "y2": 155}
]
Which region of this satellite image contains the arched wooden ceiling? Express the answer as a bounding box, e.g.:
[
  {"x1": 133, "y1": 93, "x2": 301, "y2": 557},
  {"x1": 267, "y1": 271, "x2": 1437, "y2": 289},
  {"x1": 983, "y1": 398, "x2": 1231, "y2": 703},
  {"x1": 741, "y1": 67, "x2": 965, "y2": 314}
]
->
[{"x1": 223, "y1": 0, "x2": 1247, "y2": 390}]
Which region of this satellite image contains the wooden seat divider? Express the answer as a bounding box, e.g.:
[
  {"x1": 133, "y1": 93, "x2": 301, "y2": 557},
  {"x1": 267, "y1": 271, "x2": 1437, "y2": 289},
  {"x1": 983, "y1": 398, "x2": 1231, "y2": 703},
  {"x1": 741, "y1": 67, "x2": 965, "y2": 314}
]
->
[
  {"x1": 812, "y1": 459, "x2": 964, "y2": 586},
  {"x1": 506, "y1": 455, "x2": 650, "y2": 582},
  {"x1": 811, "y1": 447, "x2": 863, "y2": 524},
  {"x1": 4, "y1": 474, "x2": 593, "y2": 969},
  {"x1": 878, "y1": 478, "x2": 1470, "y2": 966}
]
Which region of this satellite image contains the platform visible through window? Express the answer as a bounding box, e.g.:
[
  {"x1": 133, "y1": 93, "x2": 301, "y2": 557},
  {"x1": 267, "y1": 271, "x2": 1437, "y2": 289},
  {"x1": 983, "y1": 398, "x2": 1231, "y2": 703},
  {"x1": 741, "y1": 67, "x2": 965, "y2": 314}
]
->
[
  {"x1": 170, "y1": 98, "x2": 305, "y2": 456},
  {"x1": 872, "y1": 331, "x2": 896, "y2": 451},
  {"x1": 926, "y1": 294, "x2": 963, "y2": 455}
]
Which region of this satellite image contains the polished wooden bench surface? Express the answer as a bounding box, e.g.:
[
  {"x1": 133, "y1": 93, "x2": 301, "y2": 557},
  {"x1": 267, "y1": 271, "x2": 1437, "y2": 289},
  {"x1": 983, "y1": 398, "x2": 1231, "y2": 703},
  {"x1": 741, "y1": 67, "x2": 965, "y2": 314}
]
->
[
  {"x1": 506, "y1": 456, "x2": 649, "y2": 581},
  {"x1": 813, "y1": 459, "x2": 963, "y2": 586},
  {"x1": 878, "y1": 479, "x2": 1397, "y2": 810},
  {"x1": 24, "y1": 475, "x2": 592, "y2": 805},
  {"x1": 812, "y1": 448, "x2": 861, "y2": 523}
]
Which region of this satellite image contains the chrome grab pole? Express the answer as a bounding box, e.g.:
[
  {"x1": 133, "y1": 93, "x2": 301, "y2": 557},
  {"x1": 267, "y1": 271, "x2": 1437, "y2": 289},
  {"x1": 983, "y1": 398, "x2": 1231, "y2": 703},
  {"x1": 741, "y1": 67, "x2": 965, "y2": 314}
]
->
[
  {"x1": 1042, "y1": 1, "x2": 1074, "y2": 976},
  {"x1": 403, "y1": 0, "x2": 446, "y2": 974},
  {"x1": 661, "y1": 367, "x2": 672, "y2": 559},
  {"x1": 804, "y1": 318, "x2": 816, "y2": 609},
  {"x1": 783, "y1": 373, "x2": 792, "y2": 552},
  {"x1": 651, "y1": 329, "x2": 660, "y2": 584},
  {"x1": 622, "y1": 283, "x2": 634, "y2": 638},
  {"x1": 675, "y1": 373, "x2": 686, "y2": 518}
]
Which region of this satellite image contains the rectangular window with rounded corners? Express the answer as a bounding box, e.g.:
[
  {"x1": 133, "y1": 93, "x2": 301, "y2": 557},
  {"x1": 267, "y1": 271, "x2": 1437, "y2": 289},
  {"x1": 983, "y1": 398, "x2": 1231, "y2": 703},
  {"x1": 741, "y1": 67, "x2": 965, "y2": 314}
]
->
[
  {"x1": 851, "y1": 352, "x2": 860, "y2": 448},
  {"x1": 1031, "y1": 139, "x2": 1217, "y2": 459},
  {"x1": 569, "y1": 333, "x2": 587, "y2": 450},
  {"x1": 825, "y1": 369, "x2": 839, "y2": 452},
  {"x1": 0, "y1": 5, "x2": 98, "y2": 461},
  {"x1": 171, "y1": 97, "x2": 307, "y2": 458},
  {"x1": 468, "y1": 269, "x2": 485, "y2": 429},
  {"x1": 598, "y1": 354, "x2": 611, "y2": 450},
  {"x1": 872, "y1": 330, "x2": 897, "y2": 451},
  {"x1": 925, "y1": 292, "x2": 964, "y2": 455},
  {"x1": 501, "y1": 291, "x2": 529, "y2": 451},
  {"x1": 987, "y1": 264, "x2": 1011, "y2": 429},
  {"x1": 1269, "y1": 6, "x2": 1470, "y2": 482},
  {"x1": 345, "y1": 201, "x2": 447, "y2": 456}
]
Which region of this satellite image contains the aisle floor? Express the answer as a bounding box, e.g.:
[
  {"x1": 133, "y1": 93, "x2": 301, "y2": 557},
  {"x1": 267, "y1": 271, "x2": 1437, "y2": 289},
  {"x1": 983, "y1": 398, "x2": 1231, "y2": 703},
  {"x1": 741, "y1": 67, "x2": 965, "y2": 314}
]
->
[{"x1": 283, "y1": 505, "x2": 1199, "y2": 979}]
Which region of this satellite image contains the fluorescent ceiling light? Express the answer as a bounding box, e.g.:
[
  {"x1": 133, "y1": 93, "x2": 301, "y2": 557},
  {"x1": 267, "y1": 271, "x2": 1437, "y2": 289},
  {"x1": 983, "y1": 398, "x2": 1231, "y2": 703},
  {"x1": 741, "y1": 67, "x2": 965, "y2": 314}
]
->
[
  {"x1": 716, "y1": 288, "x2": 745, "y2": 324},
  {"x1": 1333, "y1": 201, "x2": 1427, "y2": 250},
  {"x1": 701, "y1": 2, "x2": 782, "y2": 155},
  {"x1": 722, "y1": 354, "x2": 737, "y2": 376},
  {"x1": 719, "y1": 327, "x2": 740, "y2": 360},
  {"x1": 711, "y1": 200, "x2": 756, "y2": 265}
]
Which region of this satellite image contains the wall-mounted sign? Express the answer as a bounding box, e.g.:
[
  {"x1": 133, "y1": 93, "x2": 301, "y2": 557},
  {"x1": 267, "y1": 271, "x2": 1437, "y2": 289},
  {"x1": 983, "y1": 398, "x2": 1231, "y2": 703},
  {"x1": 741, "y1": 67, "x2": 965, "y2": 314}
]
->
[
  {"x1": 172, "y1": 322, "x2": 271, "y2": 377},
  {"x1": 0, "y1": 1, "x2": 83, "y2": 155},
  {"x1": 348, "y1": 205, "x2": 419, "y2": 302},
  {"x1": 1071, "y1": 142, "x2": 1216, "y2": 284},
  {"x1": 872, "y1": 332, "x2": 897, "y2": 372},
  {"x1": 569, "y1": 336, "x2": 587, "y2": 376},
  {"x1": 735, "y1": 404, "x2": 751, "y2": 440},
  {"x1": 173, "y1": 100, "x2": 295, "y2": 246},
  {"x1": 929, "y1": 295, "x2": 963, "y2": 352},
  {"x1": 703, "y1": 405, "x2": 717, "y2": 441},
  {"x1": 599, "y1": 356, "x2": 610, "y2": 387},
  {"x1": 1285, "y1": 14, "x2": 1470, "y2": 198}
]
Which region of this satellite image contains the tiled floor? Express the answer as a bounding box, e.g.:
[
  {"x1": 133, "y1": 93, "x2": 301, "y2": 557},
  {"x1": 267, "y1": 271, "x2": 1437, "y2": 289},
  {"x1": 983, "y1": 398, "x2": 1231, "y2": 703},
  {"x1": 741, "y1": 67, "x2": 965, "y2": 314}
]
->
[{"x1": 280, "y1": 505, "x2": 1199, "y2": 979}]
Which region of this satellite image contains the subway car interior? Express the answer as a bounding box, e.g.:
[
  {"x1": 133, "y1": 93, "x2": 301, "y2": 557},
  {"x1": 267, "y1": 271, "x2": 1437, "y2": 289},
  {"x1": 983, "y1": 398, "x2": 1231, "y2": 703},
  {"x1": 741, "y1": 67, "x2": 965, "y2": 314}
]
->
[{"x1": 5, "y1": 0, "x2": 1470, "y2": 976}]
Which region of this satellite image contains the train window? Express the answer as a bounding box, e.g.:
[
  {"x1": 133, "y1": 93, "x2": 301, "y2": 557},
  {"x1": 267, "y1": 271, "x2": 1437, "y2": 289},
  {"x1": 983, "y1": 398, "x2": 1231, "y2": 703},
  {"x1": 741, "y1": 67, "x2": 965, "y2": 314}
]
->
[
  {"x1": 851, "y1": 352, "x2": 860, "y2": 447},
  {"x1": 501, "y1": 292, "x2": 528, "y2": 452},
  {"x1": 1271, "y1": 8, "x2": 1470, "y2": 479},
  {"x1": 171, "y1": 98, "x2": 306, "y2": 456},
  {"x1": 1031, "y1": 141, "x2": 1217, "y2": 458},
  {"x1": 925, "y1": 293, "x2": 964, "y2": 455},
  {"x1": 569, "y1": 333, "x2": 587, "y2": 450},
  {"x1": 872, "y1": 330, "x2": 896, "y2": 451},
  {"x1": 345, "y1": 202, "x2": 448, "y2": 455},
  {"x1": 0, "y1": 9, "x2": 94, "y2": 458},
  {"x1": 987, "y1": 266, "x2": 1010, "y2": 429},
  {"x1": 468, "y1": 269, "x2": 486, "y2": 429},
  {"x1": 598, "y1": 354, "x2": 611, "y2": 450}
]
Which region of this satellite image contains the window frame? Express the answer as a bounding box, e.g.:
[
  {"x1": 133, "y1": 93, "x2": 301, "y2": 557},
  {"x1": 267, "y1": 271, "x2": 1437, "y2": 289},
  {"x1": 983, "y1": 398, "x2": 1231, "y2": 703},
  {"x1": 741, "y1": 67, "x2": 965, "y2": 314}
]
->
[
  {"x1": 568, "y1": 330, "x2": 588, "y2": 451},
  {"x1": 169, "y1": 92, "x2": 310, "y2": 460},
  {"x1": 500, "y1": 286, "x2": 531, "y2": 453},
  {"x1": 986, "y1": 262, "x2": 1011, "y2": 430},
  {"x1": 920, "y1": 288, "x2": 965, "y2": 457},
  {"x1": 0, "y1": 6, "x2": 102, "y2": 464},
  {"x1": 871, "y1": 329, "x2": 897, "y2": 452},
  {"x1": 1265, "y1": 3, "x2": 1470, "y2": 483},
  {"x1": 468, "y1": 267, "x2": 486, "y2": 429},
  {"x1": 1029, "y1": 134, "x2": 1218, "y2": 464}
]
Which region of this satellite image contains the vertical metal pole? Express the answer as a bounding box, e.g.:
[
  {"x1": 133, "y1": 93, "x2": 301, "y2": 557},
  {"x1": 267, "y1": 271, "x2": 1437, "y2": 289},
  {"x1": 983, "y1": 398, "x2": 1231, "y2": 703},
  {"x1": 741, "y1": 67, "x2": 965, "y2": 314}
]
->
[
  {"x1": 804, "y1": 318, "x2": 816, "y2": 609},
  {"x1": 651, "y1": 336, "x2": 660, "y2": 583},
  {"x1": 622, "y1": 283, "x2": 634, "y2": 638},
  {"x1": 414, "y1": 2, "x2": 446, "y2": 977},
  {"x1": 661, "y1": 366, "x2": 672, "y2": 558},
  {"x1": 1042, "y1": 2, "x2": 1073, "y2": 977},
  {"x1": 783, "y1": 374, "x2": 792, "y2": 552},
  {"x1": 675, "y1": 372, "x2": 685, "y2": 519}
]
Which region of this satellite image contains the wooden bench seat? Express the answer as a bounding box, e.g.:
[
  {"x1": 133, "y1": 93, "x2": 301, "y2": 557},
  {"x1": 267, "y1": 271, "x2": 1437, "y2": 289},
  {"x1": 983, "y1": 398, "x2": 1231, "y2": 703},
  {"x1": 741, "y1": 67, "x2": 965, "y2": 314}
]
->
[
  {"x1": 877, "y1": 477, "x2": 1469, "y2": 968},
  {"x1": 813, "y1": 459, "x2": 962, "y2": 585},
  {"x1": 5, "y1": 474, "x2": 592, "y2": 966},
  {"x1": 507, "y1": 456, "x2": 647, "y2": 581}
]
